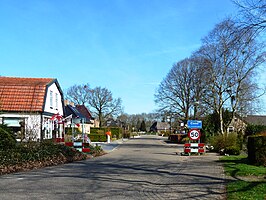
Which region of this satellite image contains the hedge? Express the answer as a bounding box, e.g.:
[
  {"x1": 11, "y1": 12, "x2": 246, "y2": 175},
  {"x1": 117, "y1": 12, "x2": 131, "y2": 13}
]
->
[
  {"x1": 88, "y1": 134, "x2": 107, "y2": 142},
  {"x1": 245, "y1": 124, "x2": 266, "y2": 136},
  {"x1": 65, "y1": 127, "x2": 81, "y2": 135},
  {"x1": 90, "y1": 127, "x2": 123, "y2": 139},
  {"x1": 247, "y1": 135, "x2": 266, "y2": 166},
  {"x1": 0, "y1": 141, "x2": 87, "y2": 167}
]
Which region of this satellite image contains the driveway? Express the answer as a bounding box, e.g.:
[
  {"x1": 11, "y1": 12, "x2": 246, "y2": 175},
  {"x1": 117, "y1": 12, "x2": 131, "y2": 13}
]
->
[{"x1": 0, "y1": 135, "x2": 226, "y2": 200}]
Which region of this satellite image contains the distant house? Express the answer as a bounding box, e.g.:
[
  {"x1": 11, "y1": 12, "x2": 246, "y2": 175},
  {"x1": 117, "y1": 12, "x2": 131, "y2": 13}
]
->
[
  {"x1": 150, "y1": 121, "x2": 170, "y2": 133},
  {"x1": 228, "y1": 114, "x2": 266, "y2": 133},
  {"x1": 106, "y1": 118, "x2": 120, "y2": 127},
  {"x1": 0, "y1": 77, "x2": 65, "y2": 141},
  {"x1": 76, "y1": 104, "x2": 99, "y2": 128},
  {"x1": 243, "y1": 115, "x2": 266, "y2": 126},
  {"x1": 64, "y1": 102, "x2": 92, "y2": 134}
]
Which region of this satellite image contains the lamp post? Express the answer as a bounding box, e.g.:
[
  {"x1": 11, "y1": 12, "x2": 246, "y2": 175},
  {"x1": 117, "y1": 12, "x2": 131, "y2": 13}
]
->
[
  {"x1": 167, "y1": 115, "x2": 171, "y2": 134},
  {"x1": 193, "y1": 101, "x2": 199, "y2": 119}
]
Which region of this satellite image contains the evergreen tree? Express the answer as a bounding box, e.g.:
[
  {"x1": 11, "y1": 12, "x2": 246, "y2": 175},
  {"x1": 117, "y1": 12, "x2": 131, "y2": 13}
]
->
[{"x1": 139, "y1": 120, "x2": 146, "y2": 132}]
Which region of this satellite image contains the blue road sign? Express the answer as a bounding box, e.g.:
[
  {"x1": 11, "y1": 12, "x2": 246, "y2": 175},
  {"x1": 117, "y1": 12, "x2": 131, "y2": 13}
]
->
[{"x1": 187, "y1": 120, "x2": 202, "y2": 129}]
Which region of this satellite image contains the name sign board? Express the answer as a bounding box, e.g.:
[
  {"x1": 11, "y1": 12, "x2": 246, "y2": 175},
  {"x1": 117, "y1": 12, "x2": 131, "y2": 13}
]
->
[{"x1": 187, "y1": 120, "x2": 202, "y2": 129}]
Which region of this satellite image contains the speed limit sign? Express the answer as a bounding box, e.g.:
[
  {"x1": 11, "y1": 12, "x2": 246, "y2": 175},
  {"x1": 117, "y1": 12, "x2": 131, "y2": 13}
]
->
[{"x1": 188, "y1": 129, "x2": 201, "y2": 140}]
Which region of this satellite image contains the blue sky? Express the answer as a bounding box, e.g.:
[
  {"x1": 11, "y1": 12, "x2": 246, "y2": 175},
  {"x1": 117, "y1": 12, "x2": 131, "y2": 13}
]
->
[{"x1": 0, "y1": 0, "x2": 265, "y2": 114}]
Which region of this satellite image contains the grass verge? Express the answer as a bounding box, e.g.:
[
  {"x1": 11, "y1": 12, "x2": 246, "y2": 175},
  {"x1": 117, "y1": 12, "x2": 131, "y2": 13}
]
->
[{"x1": 220, "y1": 155, "x2": 266, "y2": 200}]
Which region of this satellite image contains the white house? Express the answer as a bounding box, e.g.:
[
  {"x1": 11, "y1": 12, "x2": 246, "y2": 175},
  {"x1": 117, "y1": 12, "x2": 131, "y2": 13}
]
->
[{"x1": 0, "y1": 77, "x2": 65, "y2": 141}]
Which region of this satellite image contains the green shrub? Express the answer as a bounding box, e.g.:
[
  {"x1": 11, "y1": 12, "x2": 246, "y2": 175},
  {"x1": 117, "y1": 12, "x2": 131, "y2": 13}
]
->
[
  {"x1": 181, "y1": 136, "x2": 190, "y2": 144},
  {"x1": 89, "y1": 134, "x2": 107, "y2": 142},
  {"x1": 90, "y1": 144, "x2": 103, "y2": 155},
  {"x1": 247, "y1": 135, "x2": 266, "y2": 166},
  {"x1": 245, "y1": 124, "x2": 266, "y2": 136},
  {"x1": 0, "y1": 140, "x2": 87, "y2": 167},
  {"x1": 110, "y1": 127, "x2": 122, "y2": 139},
  {"x1": 210, "y1": 133, "x2": 241, "y2": 155},
  {"x1": 0, "y1": 126, "x2": 16, "y2": 150},
  {"x1": 90, "y1": 128, "x2": 105, "y2": 134},
  {"x1": 90, "y1": 127, "x2": 123, "y2": 139},
  {"x1": 65, "y1": 127, "x2": 81, "y2": 135},
  {"x1": 225, "y1": 146, "x2": 240, "y2": 155},
  {"x1": 209, "y1": 134, "x2": 225, "y2": 151}
]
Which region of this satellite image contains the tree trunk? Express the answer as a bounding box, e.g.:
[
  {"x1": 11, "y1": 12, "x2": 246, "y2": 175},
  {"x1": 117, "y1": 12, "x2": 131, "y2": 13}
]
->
[{"x1": 219, "y1": 107, "x2": 224, "y2": 135}]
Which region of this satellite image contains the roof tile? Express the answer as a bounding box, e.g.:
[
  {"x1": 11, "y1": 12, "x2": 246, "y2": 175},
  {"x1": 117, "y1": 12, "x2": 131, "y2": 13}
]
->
[{"x1": 0, "y1": 77, "x2": 55, "y2": 112}]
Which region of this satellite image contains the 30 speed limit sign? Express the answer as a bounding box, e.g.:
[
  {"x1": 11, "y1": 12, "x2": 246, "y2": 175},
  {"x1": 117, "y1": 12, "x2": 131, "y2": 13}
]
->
[{"x1": 188, "y1": 129, "x2": 201, "y2": 140}]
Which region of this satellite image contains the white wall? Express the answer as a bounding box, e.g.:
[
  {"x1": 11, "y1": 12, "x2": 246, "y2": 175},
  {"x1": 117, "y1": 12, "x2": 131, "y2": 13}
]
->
[{"x1": 44, "y1": 83, "x2": 64, "y2": 116}]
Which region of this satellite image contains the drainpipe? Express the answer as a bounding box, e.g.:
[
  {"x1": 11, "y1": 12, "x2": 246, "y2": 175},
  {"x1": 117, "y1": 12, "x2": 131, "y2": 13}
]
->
[{"x1": 40, "y1": 114, "x2": 43, "y2": 142}]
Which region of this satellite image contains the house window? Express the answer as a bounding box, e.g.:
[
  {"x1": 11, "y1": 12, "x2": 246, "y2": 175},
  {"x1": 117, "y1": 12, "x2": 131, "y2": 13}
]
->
[
  {"x1": 50, "y1": 90, "x2": 53, "y2": 108},
  {"x1": 43, "y1": 119, "x2": 53, "y2": 139},
  {"x1": 228, "y1": 126, "x2": 234, "y2": 132},
  {"x1": 55, "y1": 93, "x2": 58, "y2": 110},
  {"x1": 3, "y1": 117, "x2": 25, "y2": 140}
]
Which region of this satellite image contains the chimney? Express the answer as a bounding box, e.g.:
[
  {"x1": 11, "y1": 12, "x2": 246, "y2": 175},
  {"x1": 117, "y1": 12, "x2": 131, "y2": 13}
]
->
[{"x1": 64, "y1": 99, "x2": 69, "y2": 106}]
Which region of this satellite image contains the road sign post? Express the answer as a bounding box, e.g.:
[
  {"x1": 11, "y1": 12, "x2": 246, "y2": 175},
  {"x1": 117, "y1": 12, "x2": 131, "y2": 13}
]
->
[{"x1": 183, "y1": 128, "x2": 205, "y2": 155}]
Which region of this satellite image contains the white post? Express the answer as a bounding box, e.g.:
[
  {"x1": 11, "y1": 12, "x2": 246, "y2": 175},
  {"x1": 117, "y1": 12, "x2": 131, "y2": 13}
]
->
[{"x1": 107, "y1": 135, "x2": 111, "y2": 143}]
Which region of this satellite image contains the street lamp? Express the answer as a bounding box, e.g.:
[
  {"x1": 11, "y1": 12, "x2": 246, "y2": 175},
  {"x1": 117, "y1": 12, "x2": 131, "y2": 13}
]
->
[
  {"x1": 132, "y1": 127, "x2": 135, "y2": 138},
  {"x1": 193, "y1": 101, "x2": 199, "y2": 119},
  {"x1": 167, "y1": 115, "x2": 171, "y2": 134}
]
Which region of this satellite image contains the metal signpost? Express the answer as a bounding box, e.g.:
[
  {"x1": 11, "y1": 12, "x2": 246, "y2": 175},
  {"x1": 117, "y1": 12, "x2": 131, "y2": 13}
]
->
[{"x1": 183, "y1": 120, "x2": 205, "y2": 155}]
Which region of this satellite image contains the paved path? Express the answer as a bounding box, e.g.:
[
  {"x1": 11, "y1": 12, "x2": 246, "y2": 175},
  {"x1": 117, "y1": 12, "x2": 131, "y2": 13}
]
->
[{"x1": 0, "y1": 135, "x2": 226, "y2": 200}]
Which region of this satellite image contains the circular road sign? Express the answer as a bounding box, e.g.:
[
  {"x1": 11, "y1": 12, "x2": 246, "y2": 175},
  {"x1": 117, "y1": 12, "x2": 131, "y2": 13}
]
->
[{"x1": 188, "y1": 129, "x2": 201, "y2": 140}]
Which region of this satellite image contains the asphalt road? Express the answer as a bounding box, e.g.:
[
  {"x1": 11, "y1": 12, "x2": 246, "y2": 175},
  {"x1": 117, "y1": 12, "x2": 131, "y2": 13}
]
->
[{"x1": 0, "y1": 135, "x2": 226, "y2": 200}]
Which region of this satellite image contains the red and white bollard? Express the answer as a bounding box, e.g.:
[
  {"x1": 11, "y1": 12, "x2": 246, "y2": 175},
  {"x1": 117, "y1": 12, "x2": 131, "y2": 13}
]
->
[{"x1": 184, "y1": 143, "x2": 205, "y2": 154}]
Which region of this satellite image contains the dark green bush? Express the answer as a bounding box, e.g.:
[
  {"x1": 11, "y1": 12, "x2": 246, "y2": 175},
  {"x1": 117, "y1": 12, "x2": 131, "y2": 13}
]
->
[
  {"x1": 0, "y1": 126, "x2": 16, "y2": 150},
  {"x1": 123, "y1": 133, "x2": 130, "y2": 138},
  {"x1": 247, "y1": 135, "x2": 266, "y2": 166},
  {"x1": 245, "y1": 124, "x2": 266, "y2": 136},
  {"x1": 225, "y1": 146, "x2": 240, "y2": 155},
  {"x1": 0, "y1": 140, "x2": 86, "y2": 167}
]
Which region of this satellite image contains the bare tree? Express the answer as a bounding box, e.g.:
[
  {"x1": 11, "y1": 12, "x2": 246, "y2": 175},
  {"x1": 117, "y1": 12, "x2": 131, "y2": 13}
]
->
[
  {"x1": 88, "y1": 87, "x2": 123, "y2": 127},
  {"x1": 65, "y1": 83, "x2": 91, "y2": 105},
  {"x1": 155, "y1": 58, "x2": 206, "y2": 120},
  {"x1": 117, "y1": 112, "x2": 161, "y2": 132},
  {"x1": 195, "y1": 18, "x2": 265, "y2": 134},
  {"x1": 233, "y1": 0, "x2": 266, "y2": 33}
]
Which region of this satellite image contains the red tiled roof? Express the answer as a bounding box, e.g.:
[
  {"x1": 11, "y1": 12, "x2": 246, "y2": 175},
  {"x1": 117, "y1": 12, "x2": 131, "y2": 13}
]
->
[{"x1": 0, "y1": 77, "x2": 55, "y2": 112}]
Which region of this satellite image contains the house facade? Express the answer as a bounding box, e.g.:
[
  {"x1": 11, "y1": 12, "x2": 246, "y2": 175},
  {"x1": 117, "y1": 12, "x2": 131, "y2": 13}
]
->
[
  {"x1": 0, "y1": 77, "x2": 65, "y2": 141},
  {"x1": 150, "y1": 121, "x2": 170, "y2": 133},
  {"x1": 64, "y1": 101, "x2": 102, "y2": 142},
  {"x1": 228, "y1": 114, "x2": 266, "y2": 134}
]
